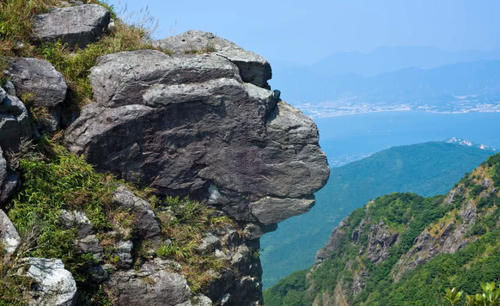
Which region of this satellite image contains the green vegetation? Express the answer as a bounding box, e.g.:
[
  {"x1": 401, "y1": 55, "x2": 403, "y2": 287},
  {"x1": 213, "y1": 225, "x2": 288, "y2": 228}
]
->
[
  {"x1": 263, "y1": 270, "x2": 309, "y2": 306},
  {"x1": 444, "y1": 283, "x2": 500, "y2": 306},
  {"x1": 262, "y1": 141, "x2": 494, "y2": 288},
  {"x1": 155, "y1": 196, "x2": 233, "y2": 293},
  {"x1": 0, "y1": 137, "x2": 233, "y2": 304},
  {"x1": 1, "y1": 137, "x2": 117, "y2": 304},
  {"x1": 264, "y1": 153, "x2": 500, "y2": 305}
]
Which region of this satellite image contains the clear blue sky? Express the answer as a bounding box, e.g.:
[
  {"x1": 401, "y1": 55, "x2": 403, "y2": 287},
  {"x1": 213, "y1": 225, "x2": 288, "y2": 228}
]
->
[{"x1": 107, "y1": 0, "x2": 500, "y2": 65}]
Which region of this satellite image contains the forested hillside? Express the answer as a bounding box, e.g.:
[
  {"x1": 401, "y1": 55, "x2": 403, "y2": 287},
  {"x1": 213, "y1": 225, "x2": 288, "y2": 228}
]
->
[
  {"x1": 265, "y1": 153, "x2": 500, "y2": 305},
  {"x1": 261, "y1": 141, "x2": 494, "y2": 288}
]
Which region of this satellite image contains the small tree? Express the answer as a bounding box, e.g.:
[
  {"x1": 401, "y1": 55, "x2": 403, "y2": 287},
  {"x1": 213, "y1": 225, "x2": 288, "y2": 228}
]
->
[
  {"x1": 445, "y1": 288, "x2": 464, "y2": 306},
  {"x1": 445, "y1": 282, "x2": 500, "y2": 306}
]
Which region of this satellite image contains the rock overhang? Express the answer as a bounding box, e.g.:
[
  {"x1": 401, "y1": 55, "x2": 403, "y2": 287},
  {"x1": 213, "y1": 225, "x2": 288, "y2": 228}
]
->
[{"x1": 65, "y1": 39, "x2": 329, "y2": 228}]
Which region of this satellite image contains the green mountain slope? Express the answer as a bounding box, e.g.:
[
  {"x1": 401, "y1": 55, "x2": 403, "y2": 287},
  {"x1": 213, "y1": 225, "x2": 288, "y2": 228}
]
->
[
  {"x1": 264, "y1": 153, "x2": 500, "y2": 305},
  {"x1": 261, "y1": 141, "x2": 495, "y2": 288}
]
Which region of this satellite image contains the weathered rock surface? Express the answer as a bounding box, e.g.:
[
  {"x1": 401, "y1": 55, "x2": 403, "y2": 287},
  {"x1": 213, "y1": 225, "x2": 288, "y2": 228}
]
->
[
  {"x1": 6, "y1": 58, "x2": 67, "y2": 108},
  {"x1": 0, "y1": 209, "x2": 21, "y2": 255},
  {"x1": 32, "y1": 4, "x2": 111, "y2": 48},
  {"x1": 154, "y1": 30, "x2": 272, "y2": 88},
  {"x1": 65, "y1": 49, "x2": 329, "y2": 225},
  {"x1": 112, "y1": 185, "x2": 161, "y2": 239},
  {"x1": 5, "y1": 57, "x2": 68, "y2": 131},
  {"x1": 249, "y1": 196, "x2": 315, "y2": 225},
  {"x1": 0, "y1": 87, "x2": 32, "y2": 151},
  {"x1": 25, "y1": 258, "x2": 77, "y2": 306},
  {"x1": 104, "y1": 259, "x2": 192, "y2": 306}
]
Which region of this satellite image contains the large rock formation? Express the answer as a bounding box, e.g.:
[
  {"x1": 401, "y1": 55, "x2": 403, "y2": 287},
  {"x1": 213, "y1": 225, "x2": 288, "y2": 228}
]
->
[
  {"x1": 32, "y1": 4, "x2": 111, "y2": 48},
  {"x1": 65, "y1": 49, "x2": 329, "y2": 227},
  {"x1": 3, "y1": 6, "x2": 329, "y2": 303}
]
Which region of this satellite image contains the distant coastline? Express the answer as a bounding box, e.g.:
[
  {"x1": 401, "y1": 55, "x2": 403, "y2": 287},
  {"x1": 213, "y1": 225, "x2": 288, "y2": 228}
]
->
[{"x1": 297, "y1": 101, "x2": 500, "y2": 118}]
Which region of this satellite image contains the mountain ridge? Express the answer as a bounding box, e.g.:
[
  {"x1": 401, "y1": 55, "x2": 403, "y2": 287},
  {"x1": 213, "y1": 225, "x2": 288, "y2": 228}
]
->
[
  {"x1": 261, "y1": 140, "x2": 495, "y2": 288},
  {"x1": 264, "y1": 153, "x2": 500, "y2": 305}
]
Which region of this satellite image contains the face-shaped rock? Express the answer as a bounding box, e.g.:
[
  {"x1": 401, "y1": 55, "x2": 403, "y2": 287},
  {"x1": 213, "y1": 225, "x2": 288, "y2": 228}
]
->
[{"x1": 65, "y1": 49, "x2": 329, "y2": 226}]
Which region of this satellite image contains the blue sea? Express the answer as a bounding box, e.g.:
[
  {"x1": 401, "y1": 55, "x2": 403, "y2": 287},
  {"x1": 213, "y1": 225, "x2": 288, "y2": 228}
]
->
[{"x1": 315, "y1": 111, "x2": 500, "y2": 166}]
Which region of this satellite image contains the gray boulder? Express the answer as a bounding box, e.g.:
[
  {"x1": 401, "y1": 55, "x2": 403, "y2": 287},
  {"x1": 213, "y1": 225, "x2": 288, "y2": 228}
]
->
[
  {"x1": 105, "y1": 259, "x2": 192, "y2": 306},
  {"x1": 0, "y1": 146, "x2": 19, "y2": 204},
  {"x1": 6, "y1": 58, "x2": 67, "y2": 108},
  {"x1": 0, "y1": 209, "x2": 21, "y2": 255},
  {"x1": 112, "y1": 185, "x2": 161, "y2": 239},
  {"x1": 5, "y1": 57, "x2": 68, "y2": 131},
  {"x1": 154, "y1": 30, "x2": 272, "y2": 88},
  {"x1": 24, "y1": 258, "x2": 77, "y2": 306},
  {"x1": 0, "y1": 88, "x2": 32, "y2": 151},
  {"x1": 65, "y1": 49, "x2": 329, "y2": 225},
  {"x1": 32, "y1": 4, "x2": 110, "y2": 48}
]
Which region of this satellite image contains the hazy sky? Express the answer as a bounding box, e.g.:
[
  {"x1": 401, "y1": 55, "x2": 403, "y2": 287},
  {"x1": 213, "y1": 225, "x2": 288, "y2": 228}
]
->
[{"x1": 108, "y1": 0, "x2": 500, "y2": 65}]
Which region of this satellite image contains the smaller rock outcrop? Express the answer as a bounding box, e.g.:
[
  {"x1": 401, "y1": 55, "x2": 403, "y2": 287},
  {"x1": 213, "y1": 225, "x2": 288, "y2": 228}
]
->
[
  {"x1": 112, "y1": 185, "x2": 161, "y2": 239},
  {"x1": 104, "y1": 258, "x2": 192, "y2": 306},
  {"x1": 154, "y1": 30, "x2": 272, "y2": 89},
  {"x1": 5, "y1": 57, "x2": 68, "y2": 131},
  {"x1": 59, "y1": 209, "x2": 94, "y2": 238},
  {"x1": 24, "y1": 258, "x2": 77, "y2": 306},
  {"x1": 0, "y1": 87, "x2": 32, "y2": 151},
  {"x1": 315, "y1": 219, "x2": 348, "y2": 264},
  {"x1": 1, "y1": 143, "x2": 20, "y2": 205},
  {"x1": 0, "y1": 209, "x2": 21, "y2": 255},
  {"x1": 32, "y1": 4, "x2": 111, "y2": 48},
  {"x1": 366, "y1": 221, "x2": 398, "y2": 264}
]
